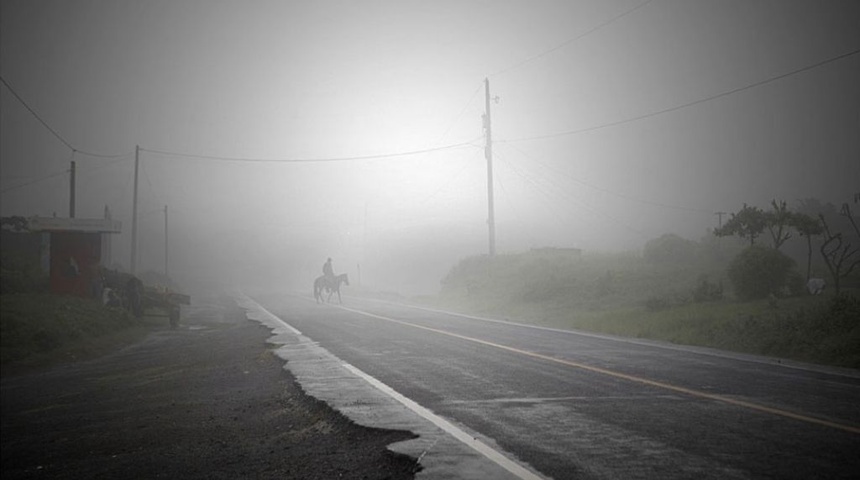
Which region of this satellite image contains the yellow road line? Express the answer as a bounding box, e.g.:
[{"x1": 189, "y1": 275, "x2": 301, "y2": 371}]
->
[{"x1": 339, "y1": 305, "x2": 860, "y2": 435}]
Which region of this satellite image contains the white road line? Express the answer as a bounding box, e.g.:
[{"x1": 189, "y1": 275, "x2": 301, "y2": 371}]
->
[
  {"x1": 341, "y1": 363, "x2": 547, "y2": 480},
  {"x1": 339, "y1": 304, "x2": 860, "y2": 435},
  {"x1": 239, "y1": 293, "x2": 548, "y2": 478},
  {"x1": 347, "y1": 296, "x2": 860, "y2": 379},
  {"x1": 237, "y1": 293, "x2": 302, "y2": 335}
]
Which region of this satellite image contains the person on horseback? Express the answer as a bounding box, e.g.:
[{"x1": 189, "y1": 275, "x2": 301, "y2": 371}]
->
[{"x1": 322, "y1": 258, "x2": 335, "y2": 287}]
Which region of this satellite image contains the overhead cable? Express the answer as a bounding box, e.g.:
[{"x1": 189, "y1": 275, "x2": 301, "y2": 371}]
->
[
  {"x1": 502, "y1": 47, "x2": 860, "y2": 143},
  {"x1": 490, "y1": 0, "x2": 655, "y2": 77},
  {"x1": 0, "y1": 168, "x2": 69, "y2": 194},
  {"x1": 140, "y1": 139, "x2": 481, "y2": 163},
  {"x1": 0, "y1": 75, "x2": 130, "y2": 159},
  {"x1": 434, "y1": 82, "x2": 484, "y2": 144},
  {"x1": 501, "y1": 142, "x2": 713, "y2": 215}
]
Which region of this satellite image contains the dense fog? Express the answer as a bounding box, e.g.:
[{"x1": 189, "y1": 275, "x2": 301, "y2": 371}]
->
[{"x1": 2, "y1": 0, "x2": 858, "y2": 294}]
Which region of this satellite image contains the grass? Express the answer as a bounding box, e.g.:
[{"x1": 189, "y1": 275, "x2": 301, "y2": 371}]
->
[
  {"x1": 0, "y1": 293, "x2": 158, "y2": 376},
  {"x1": 425, "y1": 250, "x2": 860, "y2": 369}
]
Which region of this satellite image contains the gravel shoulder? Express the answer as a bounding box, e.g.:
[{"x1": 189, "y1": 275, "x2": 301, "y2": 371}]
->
[{"x1": 1, "y1": 296, "x2": 419, "y2": 479}]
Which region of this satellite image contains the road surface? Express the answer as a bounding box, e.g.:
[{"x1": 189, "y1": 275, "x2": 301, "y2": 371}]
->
[{"x1": 249, "y1": 293, "x2": 860, "y2": 480}]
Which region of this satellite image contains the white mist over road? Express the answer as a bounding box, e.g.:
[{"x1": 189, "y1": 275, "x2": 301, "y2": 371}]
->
[{"x1": 2, "y1": 1, "x2": 858, "y2": 293}]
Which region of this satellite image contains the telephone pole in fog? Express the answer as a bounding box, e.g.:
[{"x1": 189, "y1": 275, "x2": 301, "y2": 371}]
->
[
  {"x1": 69, "y1": 160, "x2": 76, "y2": 218},
  {"x1": 131, "y1": 145, "x2": 140, "y2": 274},
  {"x1": 164, "y1": 205, "x2": 169, "y2": 279},
  {"x1": 484, "y1": 78, "x2": 496, "y2": 257},
  {"x1": 715, "y1": 211, "x2": 726, "y2": 230}
]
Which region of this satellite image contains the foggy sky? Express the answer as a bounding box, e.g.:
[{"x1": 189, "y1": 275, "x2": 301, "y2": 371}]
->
[{"x1": 2, "y1": 0, "x2": 859, "y2": 294}]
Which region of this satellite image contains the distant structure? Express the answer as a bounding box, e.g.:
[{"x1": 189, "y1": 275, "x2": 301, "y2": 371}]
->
[
  {"x1": 25, "y1": 216, "x2": 121, "y2": 297},
  {"x1": 530, "y1": 247, "x2": 583, "y2": 259}
]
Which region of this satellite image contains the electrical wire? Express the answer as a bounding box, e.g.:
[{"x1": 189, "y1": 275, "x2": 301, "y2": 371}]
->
[
  {"x1": 496, "y1": 148, "x2": 599, "y2": 232},
  {"x1": 0, "y1": 75, "x2": 131, "y2": 159},
  {"x1": 490, "y1": 0, "x2": 655, "y2": 77},
  {"x1": 414, "y1": 154, "x2": 478, "y2": 207},
  {"x1": 502, "y1": 47, "x2": 860, "y2": 143},
  {"x1": 501, "y1": 142, "x2": 712, "y2": 215},
  {"x1": 492, "y1": 155, "x2": 541, "y2": 246},
  {"x1": 497, "y1": 148, "x2": 648, "y2": 238},
  {"x1": 434, "y1": 82, "x2": 484, "y2": 144},
  {"x1": 0, "y1": 168, "x2": 69, "y2": 194},
  {"x1": 0, "y1": 148, "x2": 75, "y2": 195},
  {"x1": 78, "y1": 152, "x2": 134, "y2": 178},
  {"x1": 140, "y1": 139, "x2": 481, "y2": 164}
]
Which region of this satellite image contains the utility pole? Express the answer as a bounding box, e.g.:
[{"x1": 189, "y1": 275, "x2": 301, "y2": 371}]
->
[
  {"x1": 131, "y1": 145, "x2": 140, "y2": 274},
  {"x1": 69, "y1": 160, "x2": 76, "y2": 218},
  {"x1": 484, "y1": 77, "x2": 496, "y2": 257},
  {"x1": 164, "y1": 204, "x2": 169, "y2": 279},
  {"x1": 715, "y1": 211, "x2": 726, "y2": 230}
]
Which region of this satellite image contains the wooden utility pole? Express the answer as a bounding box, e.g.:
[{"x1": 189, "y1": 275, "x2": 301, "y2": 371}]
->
[
  {"x1": 715, "y1": 211, "x2": 726, "y2": 230},
  {"x1": 164, "y1": 204, "x2": 169, "y2": 279},
  {"x1": 69, "y1": 160, "x2": 76, "y2": 218},
  {"x1": 484, "y1": 78, "x2": 496, "y2": 257},
  {"x1": 131, "y1": 145, "x2": 140, "y2": 274}
]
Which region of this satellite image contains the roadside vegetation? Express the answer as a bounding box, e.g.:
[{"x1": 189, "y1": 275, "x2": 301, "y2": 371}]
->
[
  {"x1": 0, "y1": 250, "x2": 152, "y2": 376},
  {"x1": 0, "y1": 293, "x2": 147, "y2": 374},
  {"x1": 428, "y1": 199, "x2": 860, "y2": 369}
]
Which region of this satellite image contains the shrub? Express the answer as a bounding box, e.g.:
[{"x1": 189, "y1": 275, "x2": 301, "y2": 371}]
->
[
  {"x1": 0, "y1": 253, "x2": 48, "y2": 294},
  {"x1": 692, "y1": 275, "x2": 723, "y2": 302},
  {"x1": 727, "y1": 245, "x2": 797, "y2": 300},
  {"x1": 643, "y1": 234, "x2": 698, "y2": 265},
  {"x1": 644, "y1": 295, "x2": 671, "y2": 311}
]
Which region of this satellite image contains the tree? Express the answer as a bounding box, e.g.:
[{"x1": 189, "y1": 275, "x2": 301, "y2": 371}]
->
[
  {"x1": 819, "y1": 206, "x2": 860, "y2": 296},
  {"x1": 643, "y1": 234, "x2": 697, "y2": 264},
  {"x1": 764, "y1": 199, "x2": 793, "y2": 250},
  {"x1": 792, "y1": 212, "x2": 824, "y2": 281},
  {"x1": 0, "y1": 216, "x2": 29, "y2": 232},
  {"x1": 715, "y1": 204, "x2": 766, "y2": 246},
  {"x1": 841, "y1": 203, "x2": 860, "y2": 238},
  {"x1": 727, "y1": 245, "x2": 797, "y2": 300}
]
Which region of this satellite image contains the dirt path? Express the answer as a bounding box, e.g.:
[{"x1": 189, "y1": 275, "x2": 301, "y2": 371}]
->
[{"x1": 1, "y1": 297, "x2": 419, "y2": 479}]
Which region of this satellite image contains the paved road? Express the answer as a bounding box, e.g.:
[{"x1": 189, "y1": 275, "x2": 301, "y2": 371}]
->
[{"x1": 254, "y1": 293, "x2": 860, "y2": 480}]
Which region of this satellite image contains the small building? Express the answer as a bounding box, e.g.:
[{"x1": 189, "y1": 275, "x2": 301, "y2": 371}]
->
[
  {"x1": 27, "y1": 216, "x2": 122, "y2": 297},
  {"x1": 530, "y1": 246, "x2": 582, "y2": 259}
]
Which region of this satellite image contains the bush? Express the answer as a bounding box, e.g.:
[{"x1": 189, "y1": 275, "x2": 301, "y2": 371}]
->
[
  {"x1": 727, "y1": 245, "x2": 797, "y2": 300},
  {"x1": 643, "y1": 234, "x2": 698, "y2": 265},
  {"x1": 692, "y1": 275, "x2": 723, "y2": 302},
  {"x1": 0, "y1": 254, "x2": 48, "y2": 294}
]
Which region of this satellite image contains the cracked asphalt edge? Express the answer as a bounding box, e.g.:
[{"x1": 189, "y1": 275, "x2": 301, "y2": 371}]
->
[{"x1": 236, "y1": 292, "x2": 543, "y2": 480}]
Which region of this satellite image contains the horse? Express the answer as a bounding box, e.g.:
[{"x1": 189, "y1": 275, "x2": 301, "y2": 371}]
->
[{"x1": 314, "y1": 273, "x2": 350, "y2": 304}]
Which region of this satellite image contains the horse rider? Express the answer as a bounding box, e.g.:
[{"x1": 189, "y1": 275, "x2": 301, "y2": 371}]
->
[{"x1": 323, "y1": 258, "x2": 335, "y2": 286}]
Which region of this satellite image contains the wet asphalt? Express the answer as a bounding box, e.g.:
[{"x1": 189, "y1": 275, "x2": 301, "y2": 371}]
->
[{"x1": 254, "y1": 293, "x2": 860, "y2": 480}]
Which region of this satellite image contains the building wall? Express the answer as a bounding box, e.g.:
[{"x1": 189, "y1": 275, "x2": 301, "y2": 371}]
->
[{"x1": 49, "y1": 232, "x2": 101, "y2": 297}]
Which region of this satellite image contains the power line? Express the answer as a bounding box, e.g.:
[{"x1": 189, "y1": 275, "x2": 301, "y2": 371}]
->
[
  {"x1": 0, "y1": 168, "x2": 69, "y2": 194},
  {"x1": 497, "y1": 147, "x2": 646, "y2": 237},
  {"x1": 490, "y1": 0, "x2": 655, "y2": 77},
  {"x1": 434, "y1": 82, "x2": 484, "y2": 144},
  {"x1": 501, "y1": 142, "x2": 712, "y2": 215},
  {"x1": 140, "y1": 139, "x2": 481, "y2": 163},
  {"x1": 77, "y1": 153, "x2": 134, "y2": 177},
  {"x1": 503, "y1": 46, "x2": 860, "y2": 143},
  {"x1": 414, "y1": 150, "x2": 479, "y2": 207},
  {"x1": 0, "y1": 75, "x2": 130, "y2": 159},
  {"x1": 492, "y1": 155, "x2": 542, "y2": 246},
  {"x1": 1, "y1": 151, "x2": 131, "y2": 196},
  {"x1": 0, "y1": 148, "x2": 75, "y2": 195}
]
